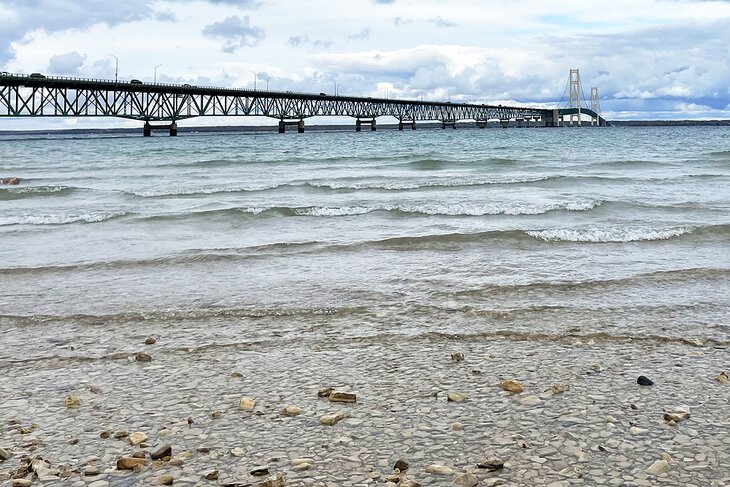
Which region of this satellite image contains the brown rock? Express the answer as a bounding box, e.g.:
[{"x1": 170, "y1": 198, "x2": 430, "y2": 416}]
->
[
  {"x1": 329, "y1": 391, "x2": 357, "y2": 403},
  {"x1": 1, "y1": 177, "x2": 20, "y2": 185},
  {"x1": 447, "y1": 391, "x2": 467, "y2": 402},
  {"x1": 113, "y1": 431, "x2": 129, "y2": 439},
  {"x1": 717, "y1": 372, "x2": 728, "y2": 383},
  {"x1": 117, "y1": 457, "x2": 147, "y2": 470},
  {"x1": 12, "y1": 480, "x2": 32, "y2": 487},
  {"x1": 319, "y1": 411, "x2": 346, "y2": 426},
  {"x1": 63, "y1": 395, "x2": 82, "y2": 407},
  {"x1": 393, "y1": 458, "x2": 409, "y2": 471},
  {"x1": 500, "y1": 380, "x2": 524, "y2": 393},
  {"x1": 250, "y1": 466, "x2": 270, "y2": 476},
  {"x1": 282, "y1": 406, "x2": 304, "y2": 417},
  {"x1": 239, "y1": 397, "x2": 256, "y2": 411},
  {"x1": 145, "y1": 337, "x2": 157, "y2": 345},
  {"x1": 0, "y1": 447, "x2": 12, "y2": 461},
  {"x1": 451, "y1": 352, "x2": 465, "y2": 362},
  {"x1": 135, "y1": 353, "x2": 152, "y2": 362},
  {"x1": 158, "y1": 475, "x2": 174, "y2": 485},
  {"x1": 129, "y1": 431, "x2": 148, "y2": 446},
  {"x1": 150, "y1": 443, "x2": 172, "y2": 460},
  {"x1": 478, "y1": 457, "x2": 504, "y2": 470},
  {"x1": 317, "y1": 387, "x2": 334, "y2": 397},
  {"x1": 204, "y1": 470, "x2": 219, "y2": 481},
  {"x1": 89, "y1": 386, "x2": 102, "y2": 394}
]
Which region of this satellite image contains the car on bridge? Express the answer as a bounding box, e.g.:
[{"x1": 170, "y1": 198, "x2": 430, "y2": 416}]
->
[
  {"x1": 30, "y1": 73, "x2": 46, "y2": 79},
  {"x1": 130, "y1": 79, "x2": 143, "y2": 85}
]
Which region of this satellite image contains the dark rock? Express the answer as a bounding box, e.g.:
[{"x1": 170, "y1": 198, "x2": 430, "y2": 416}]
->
[
  {"x1": 0, "y1": 447, "x2": 11, "y2": 461},
  {"x1": 637, "y1": 376, "x2": 654, "y2": 386},
  {"x1": 477, "y1": 457, "x2": 504, "y2": 470},
  {"x1": 99, "y1": 431, "x2": 110, "y2": 439},
  {"x1": 1, "y1": 177, "x2": 20, "y2": 185},
  {"x1": 451, "y1": 352, "x2": 465, "y2": 362},
  {"x1": 132, "y1": 451, "x2": 146, "y2": 459},
  {"x1": 144, "y1": 337, "x2": 157, "y2": 345},
  {"x1": 135, "y1": 353, "x2": 152, "y2": 362},
  {"x1": 250, "y1": 466, "x2": 270, "y2": 476},
  {"x1": 204, "y1": 470, "x2": 219, "y2": 481},
  {"x1": 317, "y1": 387, "x2": 334, "y2": 398},
  {"x1": 150, "y1": 443, "x2": 172, "y2": 460},
  {"x1": 329, "y1": 391, "x2": 356, "y2": 403},
  {"x1": 117, "y1": 457, "x2": 147, "y2": 470},
  {"x1": 394, "y1": 458, "x2": 409, "y2": 471}
]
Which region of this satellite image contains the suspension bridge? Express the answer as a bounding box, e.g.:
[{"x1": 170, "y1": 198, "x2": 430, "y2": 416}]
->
[{"x1": 0, "y1": 69, "x2": 608, "y2": 136}]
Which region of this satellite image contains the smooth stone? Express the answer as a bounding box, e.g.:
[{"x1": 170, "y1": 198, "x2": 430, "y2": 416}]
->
[
  {"x1": 664, "y1": 406, "x2": 690, "y2": 423},
  {"x1": 317, "y1": 387, "x2": 334, "y2": 397},
  {"x1": 484, "y1": 480, "x2": 506, "y2": 487},
  {"x1": 282, "y1": 406, "x2": 304, "y2": 417},
  {"x1": 519, "y1": 395, "x2": 542, "y2": 406},
  {"x1": 451, "y1": 422, "x2": 463, "y2": 431},
  {"x1": 12, "y1": 480, "x2": 32, "y2": 487},
  {"x1": 117, "y1": 457, "x2": 147, "y2": 470},
  {"x1": 63, "y1": 395, "x2": 82, "y2": 407},
  {"x1": 231, "y1": 447, "x2": 245, "y2": 457},
  {"x1": 544, "y1": 383, "x2": 570, "y2": 395},
  {"x1": 320, "y1": 411, "x2": 346, "y2": 426},
  {"x1": 426, "y1": 464, "x2": 454, "y2": 475},
  {"x1": 500, "y1": 380, "x2": 524, "y2": 393},
  {"x1": 113, "y1": 431, "x2": 129, "y2": 439},
  {"x1": 630, "y1": 427, "x2": 648, "y2": 435},
  {"x1": 150, "y1": 443, "x2": 172, "y2": 460},
  {"x1": 135, "y1": 353, "x2": 152, "y2": 362},
  {"x1": 637, "y1": 376, "x2": 654, "y2": 386},
  {"x1": 329, "y1": 391, "x2": 357, "y2": 403},
  {"x1": 145, "y1": 337, "x2": 157, "y2": 345},
  {"x1": 128, "y1": 432, "x2": 148, "y2": 446},
  {"x1": 451, "y1": 352, "x2": 465, "y2": 362},
  {"x1": 158, "y1": 475, "x2": 174, "y2": 485},
  {"x1": 84, "y1": 466, "x2": 101, "y2": 476},
  {"x1": 292, "y1": 458, "x2": 314, "y2": 466},
  {"x1": 239, "y1": 397, "x2": 256, "y2": 411},
  {"x1": 0, "y1": 448, "x2": 11, "y2": 461},
  {"x1": 401, "y1": 481, "x2": 422, "y2": 487},
  {"x1": 647, "y1": 460, "x2": 669, "y2": 475},
  {"x1": 1, "y1": 177, "x2": 20, "y2": 185},
  {"x1": 88, "y1": 482, "x2": 108, "y2": 487},
  {"x1": 453, "y1": 473, "x2": 478, "y2": 487},
  {"x1": 292, "y1": 463, "x2": 310, "y2": 471},
  {"x1": 89, "y1": 386, "x2": 102, "y2": 394},
  {"x1": 717, "y1": 372, "x2": 728, "y2": 383},
  {"x1": 394, "y1": 458, "x2": 409, "y2": 471},
  {"x1": 447, "y1": 391, "x2": 467, "y2": 402}
]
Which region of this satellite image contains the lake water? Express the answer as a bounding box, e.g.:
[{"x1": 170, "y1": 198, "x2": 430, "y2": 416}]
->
[{"x1": 1, "y1": 126, "x2": 729, "y2": 361}]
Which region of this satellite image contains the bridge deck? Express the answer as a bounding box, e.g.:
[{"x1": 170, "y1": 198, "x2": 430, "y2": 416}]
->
[{"x1": 0, "y1": 73, "x2": 608, "y2": 128}]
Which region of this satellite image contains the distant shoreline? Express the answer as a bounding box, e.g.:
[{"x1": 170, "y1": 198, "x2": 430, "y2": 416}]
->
[{"x1": 0, "y1": 119, "x2": 728, "y2": 136}]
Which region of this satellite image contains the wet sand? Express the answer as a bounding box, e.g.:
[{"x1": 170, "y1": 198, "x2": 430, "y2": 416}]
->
[{"x1": 1, "y1": 325, "x2": 729, "y2": 486}]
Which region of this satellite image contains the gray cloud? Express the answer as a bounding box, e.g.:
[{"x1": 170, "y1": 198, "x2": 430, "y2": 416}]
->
[
  {"x1": 47, "y1": 51, "x2": 85, "y2": 75},
  {"x1": 202, "y1": 15, "x2": 265, "y2": 53},
  {"x1": 287, "y1": 35, "x2": 333, "y2": 48},
  {"x1": 348, "y1": 29, "x2": 370, "y2": 41}
]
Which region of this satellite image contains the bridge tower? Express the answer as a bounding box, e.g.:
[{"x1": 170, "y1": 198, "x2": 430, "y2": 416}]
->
[
  {"x1": 590, "y1": 87, "x2": 600, "y2": 126},
  {"x1": 569, "y1": 68, "x2": 582, "y2": 127}
]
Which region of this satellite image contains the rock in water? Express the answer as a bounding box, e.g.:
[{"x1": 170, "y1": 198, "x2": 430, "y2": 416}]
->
[
  {"x1": 637, "y1": 375, "x2": 654, "y2": 386},
  {"x1": 117, "y1": 457, "x2": 147, "y2": 470},
  {"x1": 144, "y1": 337, "x2": 157, "y2": 345},
  {"x1": 282, "y1": 406, "x2": 304, "y2": 417},
  {"x1": 393, "y1": 458, "x2": 409, "y2": 471},
  {"x1": 150, "y1": 443, "x2": 172, "y2": 460},
  {"x1": 320, "y1": 411, "x2": 346, "y2": 426},
  {"x1": 447, "y1": 391, "x2": 467, "y2": 402},
  {"x1": 544, "y1": 383, "x2": 570, "y2": 395},
  {"x1": 0, "y1": 447, "x2": 11, "y2": 461},
  {"x1": 451, "y1": 352, "x2": 465, "y2": 362},
  {"x1": 63, "y1": 395, "x2": 82, "y2": 407},
  {"x1": 250, "y1": 466, "x2": 270, "y2": 476},
  {"x1": 128, "y1": 432, "x2": 148, "y2": 446},
  {"x1": 257, "y1": 473, "x2": 285, "y2": 487},
  {"x1": 647, "y1": 460, "x2": 669, "y2": 475},
  {"x1": 717, "y1": 372, "x2": 728, "y2": 383},
  {"x1": 663, "y1": 406, "x2": 690, "y2": 423},
  {"x1": 204, "y1": 470, "x2": 219, "y2": 481},
  {"x1": 12, "y1": 480, "x2": 32, "y2": 487},
  {"x1": 135, "y1": 353, "x2": 152, "y2": 362},
  {"x1": 157, "y1": 475, "x2": 174, "y2": 485},
  {"x1": 500, "y1": 380, "x2": 524, "y2": 393},
  {"x1": 329, "y1": 391, "x2": 357, "y2": 403},
  {"x1": 426, "y1": 465, "x2": 455, "y2": 475},
  {"x1": 477, "y1": 457, "x2": 504, "y2": 471},
  {"x1": 239, "y1": 397, "x2": 256, "y2": 411},
  {"x1": 1, "y1": 177, "x2": 20, "y2": 185},
  {"x1": 317, "y1": 387, "x2": 334, "y2": 397}
]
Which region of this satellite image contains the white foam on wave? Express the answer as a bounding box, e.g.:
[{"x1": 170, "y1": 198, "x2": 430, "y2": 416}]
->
[
  {"x1": 0, "y1": 212, "x2": 126, "y2": 226},
  {"x1": 526, "y1": 226, "x2": 694, "y2": 243},
  {"x1": 132, "y1": 184, "x2": 279, "y2": 197},
  {"x1": 308, "y1": 176, "x2": 551, "y2": 190}
]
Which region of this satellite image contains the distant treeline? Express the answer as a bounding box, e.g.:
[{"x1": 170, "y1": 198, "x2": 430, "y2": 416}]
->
[{"x1": 610, "y1": 120, "x2": 730, "y2": 127}]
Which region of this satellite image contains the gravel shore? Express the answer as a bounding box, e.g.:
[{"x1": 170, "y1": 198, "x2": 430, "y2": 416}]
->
[{"x1": 1, "y1": 324, "x2": 729, "y2": 486}]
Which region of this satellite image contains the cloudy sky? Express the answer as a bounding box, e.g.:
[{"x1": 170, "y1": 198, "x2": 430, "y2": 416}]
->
[{"x1": 1, "y1": 0, "x2": 730, "y2": 128}]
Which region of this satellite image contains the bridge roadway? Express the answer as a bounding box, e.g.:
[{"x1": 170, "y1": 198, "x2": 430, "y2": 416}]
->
[{"x1": 0, "y1": 73, "x2": 608, "y2": 135}]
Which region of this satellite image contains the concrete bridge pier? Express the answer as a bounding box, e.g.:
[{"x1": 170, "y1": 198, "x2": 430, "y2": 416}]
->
[
  {"x1": 500, "y1": 119, "x2": 509, "y2": 128},
  {"x1": 517, "y1": 119, "x2": 524, "y2": 128},
  {"x1": 441, "y1": 120, "x2": 457, "y2": 129},
  {"x1": 278, "y1": 119, "x2": 305, "y2": 133},
  {"x1": 356, "y1": 118, "x2": 377, "y2": 132},
  {"x1": 143, "y1": 121, "x2": 178, "y2": 137},
  {"x1": 412, "y1": 120, "x2": 417, "y2": 130},
  {"x1": 398, "y1": 120, "x2": 404, "y2": 131},
  {"x1": 476, "y1": 121, "x2": 487, "y2": 129}
]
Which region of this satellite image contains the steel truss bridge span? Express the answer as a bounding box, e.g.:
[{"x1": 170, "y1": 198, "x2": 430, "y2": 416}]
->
[{"x1": 0, "y1": 74, "x2": 608, "y2": 135}]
